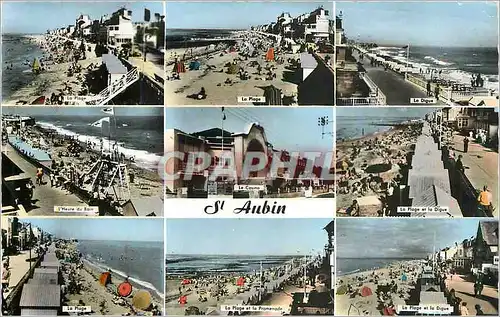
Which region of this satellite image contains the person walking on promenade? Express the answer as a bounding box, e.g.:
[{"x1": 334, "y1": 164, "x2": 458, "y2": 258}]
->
[
  {"x1": 463, "y1": 136, "x2": 469, "y2": 153},
  {"x1": 474, "y1": 304, "x2": 484, "y2": 315},
  {"x1": 474, "y1": 273, "x2": 484, "y2": 297},
  {"x1": 477, "y1": 186, "x2": 494, "y2": 217},
  {"x1": 434, "y1": 84, "x2": 440, "y2": 100},
  {"x1": 426, "y1": 81, "x2": 431, "y2": 96},
  {"x1": 456, "y1": 155, "x2": 465, "y2": 173},
  {"x1": 460, "y1": 302, "x2": 469, "y2": 316}
]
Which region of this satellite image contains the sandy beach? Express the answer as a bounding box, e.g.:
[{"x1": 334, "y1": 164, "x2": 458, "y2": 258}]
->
[
  {"x1": 336, "y1": 260, "x2": 422, "y2": 316},
  {"x1": 336, "y1": 124, "x2": 421, "y2": 215},
  {"x1": 4, "y1": 34, "x2": 101, "y2": 105},
  {"x1": 165, "y1": 257, "x2": 327, "y2": 315},
  {"x1": 4, "y1": 122, "x2": 163, "y2": 215},
  {"x1": 165, "y1": 31, "x2": 300, "y2": 106},
  {"x1": 35, "y1": 124, "x2": 163, "y2": 200},
  {"x1": 59, "y1": 241, "x2": 163, "y2": 315}
]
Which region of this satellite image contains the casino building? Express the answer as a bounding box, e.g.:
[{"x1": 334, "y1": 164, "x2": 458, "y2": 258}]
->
[{"x1": 165, "y1": 123, "x2": 333, "y2": 197}]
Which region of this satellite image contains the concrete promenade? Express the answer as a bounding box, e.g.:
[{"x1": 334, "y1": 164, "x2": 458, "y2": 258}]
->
[
  {"x1": 353, "y1": 51, "x2": 445, "y2": 105},
  {"x1": 445, "y1": 274, "x2": 498, "y2": 315},
  {"x1": 451, "y1": 133, "x2": 498, "y2": 216},
  {"x1": 2, "y1": 143, "x2": 89, "y2": 216}
]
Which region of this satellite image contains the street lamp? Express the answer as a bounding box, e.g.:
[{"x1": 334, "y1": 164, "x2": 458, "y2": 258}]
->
[{"x1": 317, "y1": 116, "x2": 333, "y2": 139}]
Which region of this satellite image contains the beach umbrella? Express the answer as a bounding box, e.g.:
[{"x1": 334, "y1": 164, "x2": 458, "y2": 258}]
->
[
  {"x1": 336, "y1": 284, "x2": 348, "y2": 295},
  {"x1": 182, "y1": 279, "x2": 191, "y2": 285},
  {"x1": 236, "y1": 277, "x2": 246, "y2": 286},
  {"x1": 132, "y1": 290, "x2": 152, "y2": 310},
  {"x1": 117, "y1": 281, "x2": 133, "y2": 297},
  {"x1": 31, "y1": 96, "x2": 46, "y2": 105},
  {"x1": 360, "y1": 286, "x2": 372, "y2": 297},
  {"x1": 99, "y1": 272, "x2": 111, "y2": 286},
  {"x1": 401, "y1": 273, "x2": 407, "y2": 282}
]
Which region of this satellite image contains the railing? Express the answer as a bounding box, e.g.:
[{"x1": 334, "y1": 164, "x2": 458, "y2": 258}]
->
[
  {"x1": 86, "y1": 67, "x2": 139, "y2": 105},
  {"x1": 361, "y1": 72, "x2": 387, "y2": 105},
  {"x1": 336, "y1": 96, "x2": 386, "y2": 105}
]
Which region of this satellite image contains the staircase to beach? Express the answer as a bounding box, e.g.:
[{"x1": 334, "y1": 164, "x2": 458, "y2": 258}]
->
[{"x1": 86, "y1": 67, "x2": 140, "y2": 105}]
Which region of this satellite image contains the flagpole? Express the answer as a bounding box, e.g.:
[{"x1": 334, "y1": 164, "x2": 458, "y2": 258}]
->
[
  {"x1": 221, "y1": 107, "x2": 224, "y2": 167},
  {"x1": 405, "y1": 44, "x2": 410, "y2": 79}
]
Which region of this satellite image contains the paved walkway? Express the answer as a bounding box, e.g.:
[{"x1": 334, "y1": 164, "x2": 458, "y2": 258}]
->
[
  {"x1": 446, "y1": 275, "x2": 498, "y2": 315},
  {"x1": 4, "y1": 251, "x2": 33, "y2": 294},
  {"x1": 354, "y1": 51, "x2": 445, "y2": 105},
  {"x1": 3, "y1": 144, "x2": 88, "y2": 216},
  {"x1": 451, "y1": 133, "x2": 498, "y2": 216}
]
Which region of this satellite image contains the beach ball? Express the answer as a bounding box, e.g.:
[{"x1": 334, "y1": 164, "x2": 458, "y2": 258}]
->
[
  {"x1": 118, "y1": 281, "x2": 133, "y2": 297},
  {"x1": 133, "y1": 290, "x2": 152, "y2": 311}
]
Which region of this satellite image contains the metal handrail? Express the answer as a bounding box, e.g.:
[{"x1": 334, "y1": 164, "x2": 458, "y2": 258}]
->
[{"x1": 86, "y1": 67, "x2": 140, "y2": 105}]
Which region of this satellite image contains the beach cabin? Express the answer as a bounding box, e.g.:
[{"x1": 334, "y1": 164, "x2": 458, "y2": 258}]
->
[
  {"x1": 102, "y1": 54, "x2": 128, "y2": 87},
  {"x1": 40, "y1": 261, "x2": 61, "y2": 271},
  {"x1": 33, "y1": 268, "x2": 59, "y2": 284},
  {"x1": 121, "y1": 197, "x2": 164, "y2": 217},
  {"x1": 43, "y1": 253, "x2": 59, "y2": 262},
  {"x1": 300, "y1": 53, "x2": 318, "y2": 81},
  {"x1": 19, "y1": 284, "x2": 61, "y2": 316}
]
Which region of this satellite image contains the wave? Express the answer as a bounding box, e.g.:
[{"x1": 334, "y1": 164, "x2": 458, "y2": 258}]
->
[
  {"x1": 465, "y1": 63, "x2": 483, "y2": 67},
  {"x1": 338, "y1": 268, "x2": 360, "y2": 276},
  {"x1": 424, "y1": 56, "x2": 454, "y2": 66},
  {"x1": 36, "y1": 121, "x2": 161, "y2": 171},
  {"x1": 83, "y1": 258, "x2": 164, "y2": 299}
]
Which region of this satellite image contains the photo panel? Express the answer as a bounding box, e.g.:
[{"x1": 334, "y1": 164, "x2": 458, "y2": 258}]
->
[
  {"x1": 336, "y1": 218, "x2": 499, "y2": 316},
  {"x1": 334, "y1": 1, "x2": 499, "y2": 106},
  {"x1": 335, "y1": 107, "x2": 499, "y2": 217},
  {"x1": 1, "y1": 106, "x2": 164, "y2": 217},
  {"x1": 165, "y1": 218, "x2": 334, "y2": 315},
  {"x1": 1, "y1": 1, "x2": 165, "y2": 106},
  {"x1": 1, "y1": 217, "x2": 165, "y2": 315},
  {"x1": 165, "y1": 1, "x2": 334, "y2": 106},
  {"x1": 163, "y1": 107, "x2": 335, "y2": 217}
]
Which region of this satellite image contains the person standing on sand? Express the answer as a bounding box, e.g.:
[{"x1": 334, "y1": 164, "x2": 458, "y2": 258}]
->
[{"x1": 463, "y1": 136, "x2": 469, "y2": 153}]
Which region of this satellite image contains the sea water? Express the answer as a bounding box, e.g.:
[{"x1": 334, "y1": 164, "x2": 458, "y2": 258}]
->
[
  {"x1": 78, "y1": 240, "x2": 164, "y2": 298},
  {"x1": 34, "y1": 114, "x2": 164, "y2": 171},
  {"x1": 166, "y1": 254, "x2": 298, "y2": 276}
]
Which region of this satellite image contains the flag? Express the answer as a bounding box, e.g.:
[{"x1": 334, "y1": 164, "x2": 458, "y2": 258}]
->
[
  {"x1": 222, "y1": 113, "x2": 226, "y2": 120},
  {"x1": 91, "y1": 117, "x2": 110, "y2": 128},
  {"x1": 102, "y1": 107, "x2": 114, "y2": 115},
  {"x1": 402, "y1": 45, "x2": 409, "y2": 49},
  {"x1": 144, "y1": 8, "x2": 151, "y2": 22}
]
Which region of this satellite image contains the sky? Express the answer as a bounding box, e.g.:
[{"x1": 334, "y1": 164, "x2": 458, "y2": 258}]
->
[
  {"x1": 337, "y1": 1, "x2": 498, "y2": 47},
  {"x1": 1, "y1": 1, "x2": 164, "y2": 34},
  {"x1": 2, "y1": 106, "x2": 163, "y2": 117},
  {"x1": 166, "y1": 107, "x2": 334, "y2": 152},
  {"x1": 336, "y1": 107, "x2": 438, "y2": 118},
  {"x1": 166, "y1": 1, "x2": 332, "y2": 29},
  {"x1": 166, "y1": 218, "x2": 331, "y2": 256},
  {"x1": 24, "y1": 218, "x2": 164, "y2": 242},
  {"x1": 337, "y1": 218, "x2": 484, "y2": 259}
]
